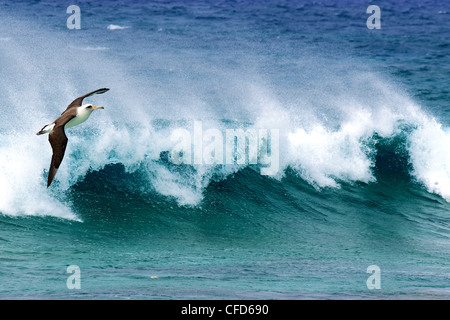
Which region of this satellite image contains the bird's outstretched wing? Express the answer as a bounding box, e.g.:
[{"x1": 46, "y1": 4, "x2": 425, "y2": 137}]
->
[
  {"x1": 64, "y1": 88, "x2": 109, "y2": 112},
  {"x1": 47, "y1": 125, "x2": 69, "y2": 188}
]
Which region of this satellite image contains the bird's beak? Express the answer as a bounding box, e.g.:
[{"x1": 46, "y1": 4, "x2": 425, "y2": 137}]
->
[{"x1": 92, "y1": 105, "x2": 104, "y2": 110}]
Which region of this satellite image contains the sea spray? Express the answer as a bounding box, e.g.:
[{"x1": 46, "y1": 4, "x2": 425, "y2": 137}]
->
[{"x1": 169, "y1": 120, "x2": 280, "y2": 176}]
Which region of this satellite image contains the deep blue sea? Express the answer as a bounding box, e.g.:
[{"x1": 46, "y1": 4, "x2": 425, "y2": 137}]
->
[{"x1": 0, "y1": 0, "x2": 450, "y2": 299}]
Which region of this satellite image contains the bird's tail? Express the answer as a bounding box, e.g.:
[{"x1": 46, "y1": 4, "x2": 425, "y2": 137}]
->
[{"x1": 36, "y1": 123, "x2": 55, "y2": 135}]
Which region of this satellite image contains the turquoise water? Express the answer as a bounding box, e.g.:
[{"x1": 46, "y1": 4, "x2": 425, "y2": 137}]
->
[{"x1": 0, "y1": 0, "x2": 449, "y2": 299}]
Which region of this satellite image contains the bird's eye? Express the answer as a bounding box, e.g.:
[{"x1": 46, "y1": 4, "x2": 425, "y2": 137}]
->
[{"x1": 87, "y1": 105, "x2": 92, "y2": 109}]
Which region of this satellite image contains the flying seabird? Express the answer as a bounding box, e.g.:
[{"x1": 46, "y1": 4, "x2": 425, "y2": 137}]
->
[{"x1": 37, "y1": 88, "x2": 109, "y2": 188}]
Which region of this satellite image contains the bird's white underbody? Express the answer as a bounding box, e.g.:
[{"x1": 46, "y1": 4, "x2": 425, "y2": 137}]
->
[
  {"x1": 41, "y1": 104, "x2": 95, "y2": 134},
  {"x1": 64, "y1": 105, "x2": 94, "y2": 129}
]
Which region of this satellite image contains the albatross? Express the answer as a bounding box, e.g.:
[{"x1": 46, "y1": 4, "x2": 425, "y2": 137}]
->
[{"x1": 37, "y1": 88, "x2": 109, "y2": 187}]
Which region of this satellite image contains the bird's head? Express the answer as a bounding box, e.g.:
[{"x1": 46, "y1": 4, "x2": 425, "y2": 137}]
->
[{"x1": 83, "y1": 104, "x2": 104, "y2": 112}]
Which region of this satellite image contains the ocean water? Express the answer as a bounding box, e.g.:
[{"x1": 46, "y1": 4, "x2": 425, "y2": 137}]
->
[{"x1": 0, "y1": 0, "x2": 450, "y2": 299}]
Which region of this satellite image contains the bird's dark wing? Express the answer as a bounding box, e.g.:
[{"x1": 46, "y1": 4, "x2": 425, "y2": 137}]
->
[
  {"x1": 64, "y1": 88, "x2": 109, "y2": 112},
  {"x1": 47, "y1": 125, "x2": 69, "y2": 188}
]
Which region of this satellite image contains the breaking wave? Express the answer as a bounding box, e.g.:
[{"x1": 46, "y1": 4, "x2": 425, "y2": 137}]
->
[{"x1": 1, "y1": 13, "x2": 450, "y2": 221}]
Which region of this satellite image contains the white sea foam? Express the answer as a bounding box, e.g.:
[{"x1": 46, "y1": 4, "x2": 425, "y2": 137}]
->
[
  {"x1": 0, "y1": 134, "x2": 79, "y2": 220},
  {"x1": 76, "y1": 46, "x2": 110, "y2": 51},
  {"x1": 107, "y1": 24, "x2": 130, "y2": 30},
  {"x1": 408, "y1": 119, "x2": 450, "y2": 201}
]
